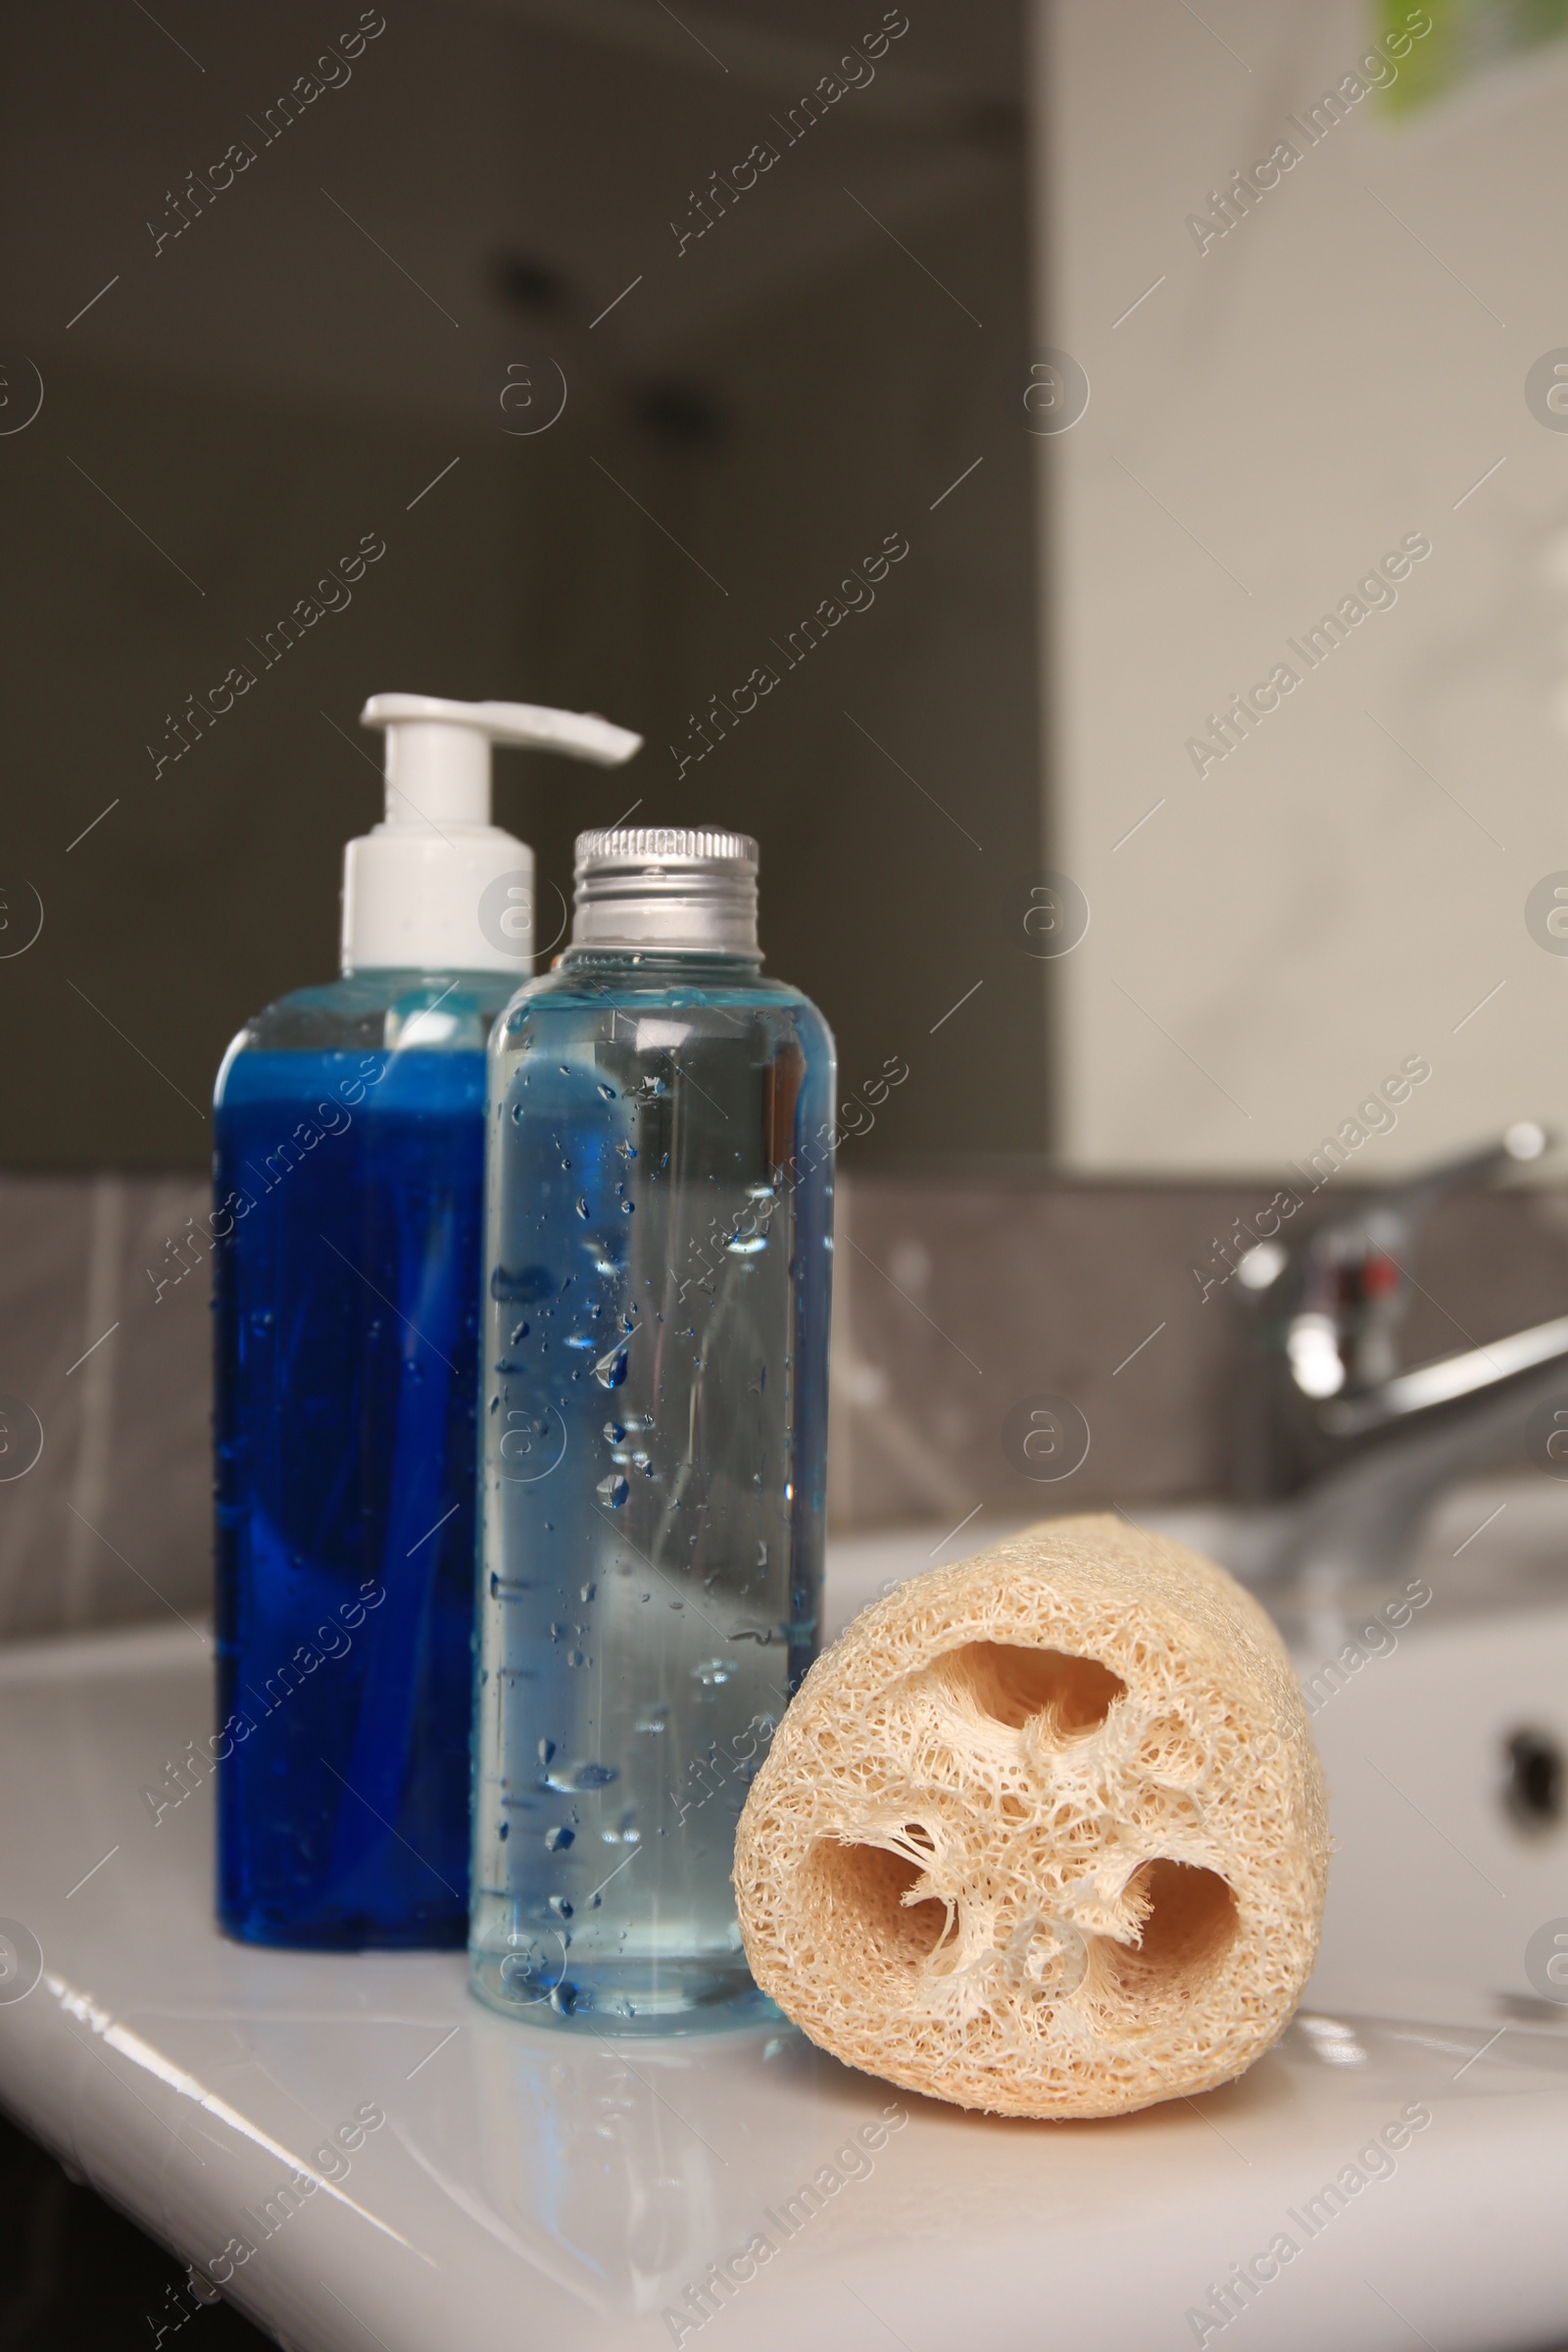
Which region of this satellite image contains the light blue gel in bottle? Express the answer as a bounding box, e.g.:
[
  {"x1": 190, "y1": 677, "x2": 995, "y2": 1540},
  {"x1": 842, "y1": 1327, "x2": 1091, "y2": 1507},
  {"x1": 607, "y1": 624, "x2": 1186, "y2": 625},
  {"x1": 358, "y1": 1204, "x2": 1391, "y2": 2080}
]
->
[{"x1": 471, "y1": 829, "x2": 836, "y2": 2031}]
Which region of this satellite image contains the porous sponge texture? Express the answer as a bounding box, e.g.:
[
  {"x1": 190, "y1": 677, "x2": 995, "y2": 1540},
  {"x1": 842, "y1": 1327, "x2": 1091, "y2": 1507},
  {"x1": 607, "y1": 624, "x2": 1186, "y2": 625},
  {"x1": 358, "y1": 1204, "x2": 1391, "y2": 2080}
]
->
[{"x1": 734, "y1": 1514, "x2": 1329, "y2": 2120}]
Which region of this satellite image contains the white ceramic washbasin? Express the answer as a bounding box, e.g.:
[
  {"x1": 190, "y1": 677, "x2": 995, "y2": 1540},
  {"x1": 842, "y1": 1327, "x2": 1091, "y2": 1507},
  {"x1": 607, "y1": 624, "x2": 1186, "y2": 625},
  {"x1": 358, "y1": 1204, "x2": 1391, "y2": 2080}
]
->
[{"x1": 0, "y1": 1494, "x2": 1564, "y2": 2352}]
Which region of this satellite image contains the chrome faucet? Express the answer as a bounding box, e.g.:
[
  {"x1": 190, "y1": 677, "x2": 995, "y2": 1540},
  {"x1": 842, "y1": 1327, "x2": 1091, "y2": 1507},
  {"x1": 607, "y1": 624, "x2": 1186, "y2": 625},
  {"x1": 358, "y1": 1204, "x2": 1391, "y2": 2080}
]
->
[{"x1": 1230, "y1": 1124, "x2": 1568, "y2": 1584}]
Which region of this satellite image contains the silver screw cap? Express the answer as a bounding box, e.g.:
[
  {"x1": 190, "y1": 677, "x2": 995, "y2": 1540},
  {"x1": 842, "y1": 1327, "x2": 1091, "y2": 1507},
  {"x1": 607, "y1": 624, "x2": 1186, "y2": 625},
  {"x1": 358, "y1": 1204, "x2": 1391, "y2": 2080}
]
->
[{"x1": 571, "y1": 827, "x2": 760, "y2": 953}]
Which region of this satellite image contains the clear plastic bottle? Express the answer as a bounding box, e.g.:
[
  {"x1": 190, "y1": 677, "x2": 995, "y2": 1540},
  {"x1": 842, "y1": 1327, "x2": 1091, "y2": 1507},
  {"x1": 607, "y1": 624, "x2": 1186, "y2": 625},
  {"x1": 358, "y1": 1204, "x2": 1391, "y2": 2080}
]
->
[{"x1": 471, "y1": 829, "x2": 835, "y2": 2031}]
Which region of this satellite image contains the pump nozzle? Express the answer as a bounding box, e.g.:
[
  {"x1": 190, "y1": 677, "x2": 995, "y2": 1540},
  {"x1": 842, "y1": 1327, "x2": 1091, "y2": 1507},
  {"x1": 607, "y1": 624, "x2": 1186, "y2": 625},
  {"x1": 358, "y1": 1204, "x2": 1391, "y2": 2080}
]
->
[
  {"x1": 360, "y1": 694, "x2": 642, "y2": 830},
  {"x1": 343, "y1": 693, "x2": 642, "y2": 976}
]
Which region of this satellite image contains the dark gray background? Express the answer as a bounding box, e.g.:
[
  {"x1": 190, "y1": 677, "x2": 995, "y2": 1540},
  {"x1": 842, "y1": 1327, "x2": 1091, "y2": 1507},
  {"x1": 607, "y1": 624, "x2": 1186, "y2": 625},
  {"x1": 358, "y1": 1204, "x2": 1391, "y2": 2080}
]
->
[{"x1": 0, "y1": 0, "x2": 1047, "y2": 1173}]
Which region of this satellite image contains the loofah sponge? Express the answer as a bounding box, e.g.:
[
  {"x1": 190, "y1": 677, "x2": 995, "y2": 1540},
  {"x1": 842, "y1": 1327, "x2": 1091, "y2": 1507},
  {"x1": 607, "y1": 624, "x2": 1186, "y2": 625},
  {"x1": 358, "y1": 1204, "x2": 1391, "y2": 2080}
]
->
[{"x1": 733, "y1": 1513, "x2": 1329, "y2": 2120}]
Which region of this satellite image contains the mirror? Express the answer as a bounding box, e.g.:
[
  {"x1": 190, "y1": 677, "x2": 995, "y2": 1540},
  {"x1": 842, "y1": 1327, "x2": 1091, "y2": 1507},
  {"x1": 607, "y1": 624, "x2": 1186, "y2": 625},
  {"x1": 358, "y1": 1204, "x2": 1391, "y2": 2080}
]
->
[{"x1": 11, "y1": 0, "x2": 1568, "y2": 1185}]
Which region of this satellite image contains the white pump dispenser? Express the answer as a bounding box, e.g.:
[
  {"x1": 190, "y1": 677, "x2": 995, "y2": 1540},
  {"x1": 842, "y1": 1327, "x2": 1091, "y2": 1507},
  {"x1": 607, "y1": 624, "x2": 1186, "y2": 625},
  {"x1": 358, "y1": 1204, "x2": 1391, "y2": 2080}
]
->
[{"x1": 343, "y1": 694, "x2": 642, "y2": 975}]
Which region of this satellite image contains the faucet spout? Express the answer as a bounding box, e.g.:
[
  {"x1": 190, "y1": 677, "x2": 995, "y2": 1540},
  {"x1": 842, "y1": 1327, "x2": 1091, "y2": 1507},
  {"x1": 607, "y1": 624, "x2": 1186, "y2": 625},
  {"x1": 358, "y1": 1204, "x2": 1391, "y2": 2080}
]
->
[
  {"x1": 1237, "y1": 1126, "x2": 1564, "y2": 1582},
  {"x1": 1320, "y1": 1311, "x2": 1568, "y2": 1439},
  {"x1": 1258, "y1": 1348, "x2": 1568, "y2": 1584}
]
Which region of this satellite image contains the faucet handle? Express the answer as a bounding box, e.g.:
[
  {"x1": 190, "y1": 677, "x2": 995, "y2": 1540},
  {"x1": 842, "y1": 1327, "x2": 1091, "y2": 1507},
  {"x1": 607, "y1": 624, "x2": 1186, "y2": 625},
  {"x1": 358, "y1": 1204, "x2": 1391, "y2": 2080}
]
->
[
  {"x1": 1236, "y1": 1122, "x2": 1553, "y2": 1433},
  {"x1": 1239, "y1": 1122, "x2": 1551, "y2": 1296}
]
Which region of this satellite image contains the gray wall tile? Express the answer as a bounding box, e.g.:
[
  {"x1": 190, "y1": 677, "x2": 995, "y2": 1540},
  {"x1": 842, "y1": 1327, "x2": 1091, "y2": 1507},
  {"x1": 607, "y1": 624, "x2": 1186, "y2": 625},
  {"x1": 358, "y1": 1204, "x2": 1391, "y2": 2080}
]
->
[
  {"x1": 6, "y1": 1168, "x2": 1568, "y2": 1640},
  {"x1": 0, "y1": 1174, "x2": 210, "y2": 1642}
]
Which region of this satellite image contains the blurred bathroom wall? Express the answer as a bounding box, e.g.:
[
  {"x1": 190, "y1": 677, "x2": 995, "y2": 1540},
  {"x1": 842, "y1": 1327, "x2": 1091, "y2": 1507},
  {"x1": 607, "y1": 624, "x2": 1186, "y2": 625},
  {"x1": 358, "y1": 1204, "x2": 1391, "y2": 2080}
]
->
[
  {"x1": 20, "y1": 0, "x2": 1568, "y2": 1640},
  {"x1": 1034, "y1": 0, "x2": 1568, "y2": 1173}
]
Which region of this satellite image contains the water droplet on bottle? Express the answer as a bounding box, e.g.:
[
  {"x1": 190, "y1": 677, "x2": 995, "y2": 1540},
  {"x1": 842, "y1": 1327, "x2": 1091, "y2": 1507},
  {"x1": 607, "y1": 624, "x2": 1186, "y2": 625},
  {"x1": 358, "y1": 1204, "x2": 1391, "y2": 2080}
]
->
[
  {"x1": 603, "y1": 1420, "x2": 626, "y2": 1445},
  {"x1": 634, "y1": 1704, "x2": 668, "y2": 1735},
  {"x1": 575, "y1": 1197, "x2": 590, "y2": 1220},
  {"x1": 594, "y1": 1341, "x2": 629, "y2": 1388},
  {"x1": 620, "y1": 1200, "x2": 635, "y2": 1215},
  {"x1": 598, "y1": 1082, "x2": 616, "y2": 1100},
  {"x1": 545, "y1": 1825, "x2": 574, "y2": 1850},
  {"x1": 540, "y1": 1757, "x2": 618, "y2": 1791},
  {"x1": 497, "y1": 1821, "x2": 510, "y2": 1840},
  {"x1": 549, "y1": 1894, "x2": 574, "y2": 1920},
  {"x1": 597, "y1": 1472, "x2": 629, "y2": 1508},
  {"x1": 693, "y1": 1658, "x2": 735, "y2": 1687}
]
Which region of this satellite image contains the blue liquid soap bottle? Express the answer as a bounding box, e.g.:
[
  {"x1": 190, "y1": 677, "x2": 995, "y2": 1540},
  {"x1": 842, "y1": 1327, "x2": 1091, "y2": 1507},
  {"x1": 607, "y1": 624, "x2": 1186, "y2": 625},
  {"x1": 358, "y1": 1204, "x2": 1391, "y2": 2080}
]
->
[
  {"x1": 214, "y1": 693, "x2": 641, "y2": 1947},
  {"x1": 471, "y1": 829, "x2": 836, "y2": 2029}
]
